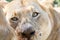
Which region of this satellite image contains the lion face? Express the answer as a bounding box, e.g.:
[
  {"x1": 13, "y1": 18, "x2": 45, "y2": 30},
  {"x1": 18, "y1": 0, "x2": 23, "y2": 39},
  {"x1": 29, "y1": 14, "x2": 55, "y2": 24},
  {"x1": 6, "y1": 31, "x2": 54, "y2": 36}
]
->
[{"x1": 4, "y1": 0, "x2": 53, "y2": 40}]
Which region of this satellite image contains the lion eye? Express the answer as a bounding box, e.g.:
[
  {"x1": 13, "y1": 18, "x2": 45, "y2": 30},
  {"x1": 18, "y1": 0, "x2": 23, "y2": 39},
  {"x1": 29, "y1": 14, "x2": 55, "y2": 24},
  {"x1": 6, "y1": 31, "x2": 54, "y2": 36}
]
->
[
  {"x1": 11, "y1": 17, "x2": 18, "y2": 21},
  {"x1": 32, "y1": 12, "x2": 39, "y2": 17}
]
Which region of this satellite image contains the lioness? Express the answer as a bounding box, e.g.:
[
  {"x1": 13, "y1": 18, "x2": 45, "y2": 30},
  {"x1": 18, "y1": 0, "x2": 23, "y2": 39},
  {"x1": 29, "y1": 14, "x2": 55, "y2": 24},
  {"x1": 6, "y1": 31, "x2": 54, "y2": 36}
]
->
[{"x1": 1, "y1": 0, "x2": 60, "y2": 40}]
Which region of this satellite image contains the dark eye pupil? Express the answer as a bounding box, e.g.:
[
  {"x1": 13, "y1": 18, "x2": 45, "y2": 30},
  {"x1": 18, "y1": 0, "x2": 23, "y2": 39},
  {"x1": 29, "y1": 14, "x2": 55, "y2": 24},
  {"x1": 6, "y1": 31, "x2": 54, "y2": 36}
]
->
[
  {"x1": 32, "y1": 12, "x2": 39, "y2": 17},
  {"x1": 11, "y1": 17, "x2": 18, "y2": 21}
]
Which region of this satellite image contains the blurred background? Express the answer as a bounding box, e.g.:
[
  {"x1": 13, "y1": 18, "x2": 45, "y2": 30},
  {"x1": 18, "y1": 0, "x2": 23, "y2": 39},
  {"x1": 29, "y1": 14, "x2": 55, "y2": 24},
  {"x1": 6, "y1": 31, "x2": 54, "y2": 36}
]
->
[{"x1": 53, "y1": 0, "x2": 60, "y2": 7}]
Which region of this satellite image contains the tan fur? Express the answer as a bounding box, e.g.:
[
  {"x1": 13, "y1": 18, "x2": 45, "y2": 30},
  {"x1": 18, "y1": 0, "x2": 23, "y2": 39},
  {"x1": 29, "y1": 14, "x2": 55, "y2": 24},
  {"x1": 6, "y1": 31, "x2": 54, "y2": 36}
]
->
[
  {"x1": 0, "y1": 0, "x2": 60, "y2": 40},
  {"x1": 38, "y1": 0, "x2": 54, "y2": 8},
  {"x1": 0, "y1": 6, "x2": 14, "y2": 40},
  {"x1": 54, "y1": 7, "x2": 60, "y2": 13}
]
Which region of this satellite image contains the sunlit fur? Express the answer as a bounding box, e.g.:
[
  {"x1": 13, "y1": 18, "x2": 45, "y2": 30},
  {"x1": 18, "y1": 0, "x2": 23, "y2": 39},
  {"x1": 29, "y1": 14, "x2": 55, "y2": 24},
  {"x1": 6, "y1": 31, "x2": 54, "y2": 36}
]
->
[
  {"x1": 0, "y1": 0, "x2": 60, "y2": 40},
  {"x1": 0, "y1": 6, "x2": 13, "y2": 40}
]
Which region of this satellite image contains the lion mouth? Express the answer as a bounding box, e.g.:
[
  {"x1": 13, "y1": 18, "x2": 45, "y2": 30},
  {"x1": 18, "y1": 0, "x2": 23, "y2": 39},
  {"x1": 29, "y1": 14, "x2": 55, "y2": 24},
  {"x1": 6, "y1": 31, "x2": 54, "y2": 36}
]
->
[
  {"x1": 20, "y1": 34, "x2": 32, "y2": 40},
  {"x1": 22, "y1": 38, "x2": 30, "y2": 40},
  {"x1": 17, "y1": 32, "x2": 34, "y2": 40},
  {"x1": 18, "y1": 36, "x2": 31, "y2": 40},
  {"x1": 15, "y1": 31, "x2": 35, "y2": 40}
]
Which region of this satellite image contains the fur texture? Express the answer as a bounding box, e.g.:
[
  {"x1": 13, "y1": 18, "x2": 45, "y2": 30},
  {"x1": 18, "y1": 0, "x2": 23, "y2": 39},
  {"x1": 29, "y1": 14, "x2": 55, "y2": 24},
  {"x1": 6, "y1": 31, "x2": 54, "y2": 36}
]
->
[{"x1": 0, "y1": 0, "x2": 60, "y2": 40}]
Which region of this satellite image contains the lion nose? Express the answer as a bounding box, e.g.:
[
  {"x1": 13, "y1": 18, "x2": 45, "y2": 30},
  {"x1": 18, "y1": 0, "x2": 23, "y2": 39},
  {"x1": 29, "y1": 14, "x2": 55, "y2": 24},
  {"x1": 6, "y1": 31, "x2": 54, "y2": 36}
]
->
[
  {"x1": 20, "y1": 23, "x2": 35, "y2": 37},
  {"x1": 21, "y1": 27, "x2": 35, "y2": 37}
]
